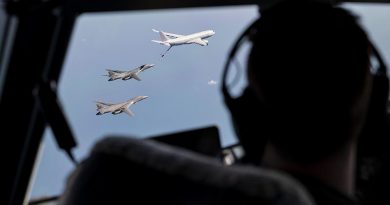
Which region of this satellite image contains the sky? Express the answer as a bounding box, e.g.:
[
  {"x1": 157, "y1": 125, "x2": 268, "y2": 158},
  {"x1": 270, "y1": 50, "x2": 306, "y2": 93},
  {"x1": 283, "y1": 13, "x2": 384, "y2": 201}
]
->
[
  {"x1": 30, "y1": 5, "x2": 259, "y2": 198},
  {"x1": 30, "y1": 3, "x2": 390, "y2": 199}
]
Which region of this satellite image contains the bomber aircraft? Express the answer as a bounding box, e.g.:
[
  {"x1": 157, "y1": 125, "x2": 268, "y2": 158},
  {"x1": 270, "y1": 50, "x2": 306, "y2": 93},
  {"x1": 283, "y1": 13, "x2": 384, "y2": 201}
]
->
[
  {"x1": 95, "y1": 96, "x2": 148, "y2": 117},
  {"x1": 104, "y1": 64, "x2": 155, "y2": 81}
]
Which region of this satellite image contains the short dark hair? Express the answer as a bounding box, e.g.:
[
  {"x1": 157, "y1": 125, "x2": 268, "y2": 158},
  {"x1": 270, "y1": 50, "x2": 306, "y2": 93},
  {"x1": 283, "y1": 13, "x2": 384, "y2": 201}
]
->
[{"x1": 248, "y1": 2, "x2": 372, "y2": 162}]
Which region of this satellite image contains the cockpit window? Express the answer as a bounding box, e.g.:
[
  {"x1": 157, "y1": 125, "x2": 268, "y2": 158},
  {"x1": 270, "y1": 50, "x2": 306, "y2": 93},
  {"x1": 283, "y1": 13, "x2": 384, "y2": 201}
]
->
[
  {"x1": 341, "y1": 3, "x2": 390, "y2": 76},
  {"x1": 30, "y1": 6, "x2": 258, "y2": 199},
  {"x1": 29, "y1": 3, "x2": 390, "y2": 201}
]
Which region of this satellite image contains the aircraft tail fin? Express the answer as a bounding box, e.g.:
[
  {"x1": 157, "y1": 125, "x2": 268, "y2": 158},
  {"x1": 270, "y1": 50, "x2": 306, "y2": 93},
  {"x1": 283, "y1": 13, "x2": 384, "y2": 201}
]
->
[
  {"x1": 105, "y1": 70, "x2": 117, "y2": 78},
  {"x1": 151, "y1": 40, "x2": 170, "y2": 47},
  {"x1": 152, "y1": 29, "x2": 169, "y2": 41},
  {"x1": 95, "y1": 102, "x2": 105, "y2": 110}
]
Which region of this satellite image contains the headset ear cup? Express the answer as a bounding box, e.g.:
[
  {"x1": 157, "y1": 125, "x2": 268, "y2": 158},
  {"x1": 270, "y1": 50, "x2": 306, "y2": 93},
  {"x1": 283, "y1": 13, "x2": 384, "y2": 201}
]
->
[
  {"x1": 221, "y1": 18, "x2": 263, "y2": 164},
  {"x1": 356, "y1": 72, "x2": 390, "y2": 203},
  {"x1": 225, "y1": 87, "x2": 268, "y2": 165},
  {"x1": 359, "y1": 74, "x2": 389, "y2": 157},
  {"x1": 360, "y1": 44, "x2": 390, "y2": 157}
]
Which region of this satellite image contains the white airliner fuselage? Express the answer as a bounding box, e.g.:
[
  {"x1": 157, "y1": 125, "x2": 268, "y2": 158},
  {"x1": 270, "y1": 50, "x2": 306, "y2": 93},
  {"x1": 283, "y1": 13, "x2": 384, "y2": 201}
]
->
[
  {"x1": 105, "y1": 64, "x2": 155, "y2": 81},
  {"x1": 152, "y1": 29, "x2": 215, "y2": 56},
  {"x1": 96, "y1": 96, "x2": 148, "y2": 117}
]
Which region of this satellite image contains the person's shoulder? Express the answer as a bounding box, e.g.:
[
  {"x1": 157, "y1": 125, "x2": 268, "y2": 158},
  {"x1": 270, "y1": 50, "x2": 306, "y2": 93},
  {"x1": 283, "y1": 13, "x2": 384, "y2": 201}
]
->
[{"x1": 292, "y1": 174, "x2": 358, "y2": 205}]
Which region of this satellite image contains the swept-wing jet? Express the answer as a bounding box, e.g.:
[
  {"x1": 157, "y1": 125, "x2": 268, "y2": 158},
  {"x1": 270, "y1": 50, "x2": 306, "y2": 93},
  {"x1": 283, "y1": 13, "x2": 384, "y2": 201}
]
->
[
  {"x1": 104, "y1": 64, "x2": 155, "y2": 81},
  {"x1": 95, "y1": 96, "x2": 148, "y2": 117},
  {"x1": 152, "y1": 29, "x2": 215, "y2": 57}
]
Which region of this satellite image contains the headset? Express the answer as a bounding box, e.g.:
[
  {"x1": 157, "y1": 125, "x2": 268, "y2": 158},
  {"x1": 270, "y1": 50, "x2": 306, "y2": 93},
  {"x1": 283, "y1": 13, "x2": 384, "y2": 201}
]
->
[
  {"x1": 222, "y1": 18, "x2": 266, "y2": 165},
  {"x1": 221, "y1": 3, "x2": 389, "y2": 166}
]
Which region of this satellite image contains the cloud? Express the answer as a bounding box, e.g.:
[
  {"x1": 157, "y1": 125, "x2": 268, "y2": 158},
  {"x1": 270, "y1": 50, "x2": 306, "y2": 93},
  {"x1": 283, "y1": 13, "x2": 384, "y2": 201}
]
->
[{"x1": 208, "y1": 80, "x2": 218, "y2": 85}]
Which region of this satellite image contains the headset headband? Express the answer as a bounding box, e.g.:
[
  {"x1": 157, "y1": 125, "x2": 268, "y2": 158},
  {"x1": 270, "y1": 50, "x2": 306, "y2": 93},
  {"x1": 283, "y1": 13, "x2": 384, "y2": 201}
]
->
[
  {"x1": 222, "y1": 19, "x2": 260, "y2": 102},
  {"x1": 222, "y1": 18, "x2": 388, "y2": 104}
]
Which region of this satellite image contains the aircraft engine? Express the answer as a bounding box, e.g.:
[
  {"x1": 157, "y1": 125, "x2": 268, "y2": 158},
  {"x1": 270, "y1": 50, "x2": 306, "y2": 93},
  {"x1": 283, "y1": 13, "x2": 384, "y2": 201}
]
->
[{"x1": 112, "y1": 110, "x2": 122, "y2": 115}]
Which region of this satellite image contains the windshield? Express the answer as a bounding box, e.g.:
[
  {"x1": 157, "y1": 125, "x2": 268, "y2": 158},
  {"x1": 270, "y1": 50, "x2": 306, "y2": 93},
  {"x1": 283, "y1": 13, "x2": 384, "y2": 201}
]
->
[
  {"x1": 29, "y1": 3, "x2": 390, "y2": 201},
  {"x1": 30, "y1": 5, "x2": 259, "y2": 198}
]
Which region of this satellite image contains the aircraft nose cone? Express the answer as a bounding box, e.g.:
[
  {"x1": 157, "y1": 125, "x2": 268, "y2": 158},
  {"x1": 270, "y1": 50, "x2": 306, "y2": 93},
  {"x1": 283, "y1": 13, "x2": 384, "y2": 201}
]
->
[
  {"x1": 141, "y1": 64, "x2": 154, "y2": 71},
  {"x1": 137, "y1": 96, "x2": 148, "y2": 101}
]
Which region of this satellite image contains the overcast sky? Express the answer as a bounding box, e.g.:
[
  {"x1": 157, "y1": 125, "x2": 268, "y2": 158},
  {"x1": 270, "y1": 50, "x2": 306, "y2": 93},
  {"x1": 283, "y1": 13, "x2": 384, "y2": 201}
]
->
[{"x1": 30, "y1": 3, "x2": 390, "y2": 199}]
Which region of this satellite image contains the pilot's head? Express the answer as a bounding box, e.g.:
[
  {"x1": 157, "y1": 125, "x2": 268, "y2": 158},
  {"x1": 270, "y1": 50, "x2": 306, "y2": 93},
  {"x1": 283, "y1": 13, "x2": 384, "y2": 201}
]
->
[{"x1": 246, "y1": 2, "x2": 372, "y2": 163}]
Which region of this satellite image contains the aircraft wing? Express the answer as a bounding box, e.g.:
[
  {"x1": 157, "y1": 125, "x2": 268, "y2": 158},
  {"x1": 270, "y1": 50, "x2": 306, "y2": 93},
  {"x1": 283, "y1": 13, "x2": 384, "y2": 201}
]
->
[
  {"x1": 188, "y1": 38, "x2": 208, "y2": 46},
  {"x1": 132, "y1": 74, "x2": 141, "y2": 81},
  {"x1": 106, "y1": 69, "x2": 125, "y2": 73},
  {"x1": 96, "y1": 101, "x2": 114, "y2": 106},
  {"x1": 162, "y1": 32, "x2": 183, "y2": 39},
  {"x1": 123, "y1": 108, "x2": 134, "y2": 117}
]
